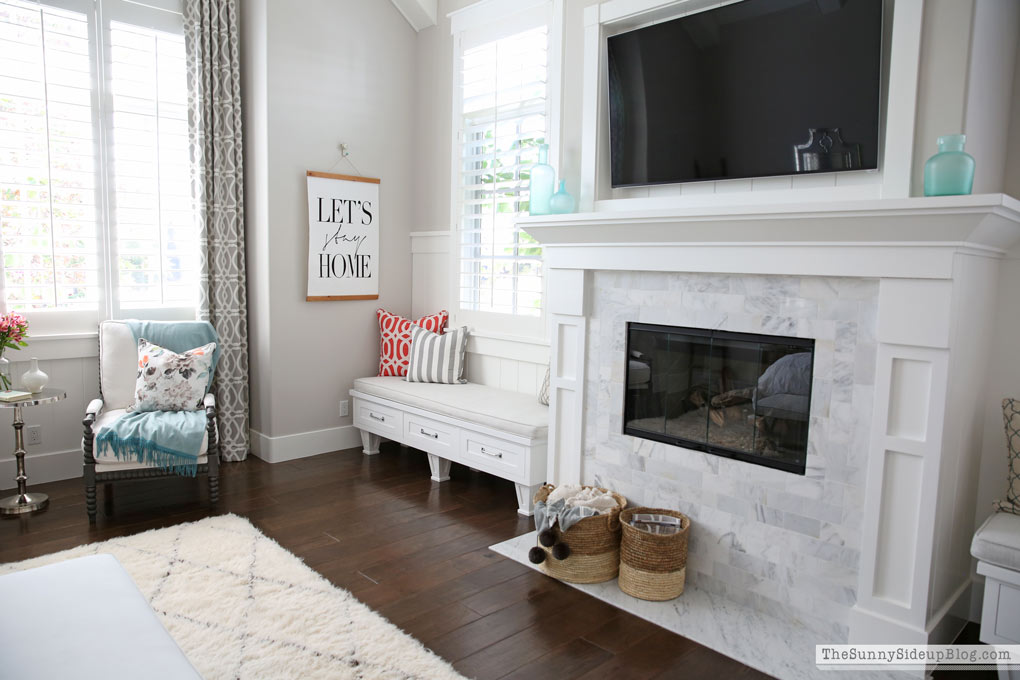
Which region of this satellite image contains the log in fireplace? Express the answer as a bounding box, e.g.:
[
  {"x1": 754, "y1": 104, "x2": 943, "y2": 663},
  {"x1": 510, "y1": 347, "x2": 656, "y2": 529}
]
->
[{"x1": 624, "y1": 323, "x2": 814, "y2": 474}]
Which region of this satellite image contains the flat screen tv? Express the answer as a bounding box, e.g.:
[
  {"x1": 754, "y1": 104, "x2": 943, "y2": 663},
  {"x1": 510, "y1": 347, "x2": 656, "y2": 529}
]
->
[{"x1": 607, "y1": 0, "x2": 884, "y2": 187}]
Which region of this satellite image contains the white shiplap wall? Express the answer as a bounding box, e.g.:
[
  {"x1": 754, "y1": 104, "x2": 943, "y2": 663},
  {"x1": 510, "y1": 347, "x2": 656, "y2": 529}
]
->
[
  {"x1": 410, "y1": 230, "x2": 549, "y2": 396},
  {"x1": 0, "y1": 338, "x2": 101, "y2": 489}
]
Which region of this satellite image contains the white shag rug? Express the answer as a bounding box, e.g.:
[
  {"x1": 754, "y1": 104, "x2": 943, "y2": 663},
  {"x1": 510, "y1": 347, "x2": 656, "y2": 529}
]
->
[{"x1": 0, "y1": 514, "x2": 466, "y2": 680}]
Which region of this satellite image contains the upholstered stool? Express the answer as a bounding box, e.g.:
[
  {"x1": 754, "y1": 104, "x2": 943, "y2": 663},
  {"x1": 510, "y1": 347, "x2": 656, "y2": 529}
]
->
[
  {"x1": 0, "y1": 554, "x2": 200, "y2": 679},
  {"x1": 972, "y1": 511, "x2": 1020, "y2": 679}
]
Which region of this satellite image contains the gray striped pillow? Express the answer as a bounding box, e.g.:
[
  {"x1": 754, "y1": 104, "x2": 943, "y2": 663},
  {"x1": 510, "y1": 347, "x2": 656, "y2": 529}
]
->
[{"x1": 405, "y1": 325, "x2": 469, "y2": 384}]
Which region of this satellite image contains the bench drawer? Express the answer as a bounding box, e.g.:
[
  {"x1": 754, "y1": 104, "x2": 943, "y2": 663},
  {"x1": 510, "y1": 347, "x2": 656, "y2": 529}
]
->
[
  {"x1": 354, "y1": 399, "x2": 403, "y2": 441},
  {"x1": 405, "y1": 413, "x2": 457, "y2": 457},
  {"x1": 462, "y1": 432, "x2": 526, "y2": 482}
]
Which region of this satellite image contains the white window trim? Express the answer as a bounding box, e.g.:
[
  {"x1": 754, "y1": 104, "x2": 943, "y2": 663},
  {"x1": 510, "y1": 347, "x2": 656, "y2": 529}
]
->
[
  {"x1": 1, "y1": 0, "x2": 197, "y2": 340},
  {"x1": 447, "y1": 0, "x2": 563, "y2": 341}
]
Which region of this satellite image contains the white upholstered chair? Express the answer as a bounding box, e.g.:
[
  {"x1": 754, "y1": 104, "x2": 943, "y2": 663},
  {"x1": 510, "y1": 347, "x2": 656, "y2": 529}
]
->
[{"x1": 82, "y1": 320, "x2": 220, "y2": 523}]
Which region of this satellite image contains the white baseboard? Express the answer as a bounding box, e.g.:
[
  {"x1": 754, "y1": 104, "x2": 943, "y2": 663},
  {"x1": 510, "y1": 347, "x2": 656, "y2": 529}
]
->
[
  {"x1": 0, "y1": 448, "x2": 81, "y2": 490},
  {"x1": 249, "y1": 425, "x2": 361, "y2": 463}
]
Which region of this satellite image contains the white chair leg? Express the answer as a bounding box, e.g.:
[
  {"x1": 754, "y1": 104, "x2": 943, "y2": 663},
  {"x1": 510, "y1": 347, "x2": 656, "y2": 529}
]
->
[
  {"x1": 427, "y1": 454, "x2": 451, "y2": 482},
  {"x1": 360, "y1": 431, "x2": 381, "y2": 456},
  {"x1": 515, "y1": 483, "x2": 543, "y2": 516}
]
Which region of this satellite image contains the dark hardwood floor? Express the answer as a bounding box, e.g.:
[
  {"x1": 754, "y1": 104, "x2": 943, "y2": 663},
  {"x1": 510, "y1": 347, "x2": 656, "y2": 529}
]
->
[{"x1": 0, "y1": 443, "x2": 770, "y2": 679}]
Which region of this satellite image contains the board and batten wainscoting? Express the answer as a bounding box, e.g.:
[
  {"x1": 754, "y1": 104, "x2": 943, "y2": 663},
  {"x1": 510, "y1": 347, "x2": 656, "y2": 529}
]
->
[
  {"x1": 0, "y1": 335, "x2": 101, "y2": 489},
  {"x1": 410, "y1": 230, "x2": 550, "y2": 398}
]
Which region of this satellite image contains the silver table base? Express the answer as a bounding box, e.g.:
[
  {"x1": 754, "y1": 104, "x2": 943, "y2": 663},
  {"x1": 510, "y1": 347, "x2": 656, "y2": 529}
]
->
[{"x1": 0, "y1": 404, "x2": 48, "y2": 515}]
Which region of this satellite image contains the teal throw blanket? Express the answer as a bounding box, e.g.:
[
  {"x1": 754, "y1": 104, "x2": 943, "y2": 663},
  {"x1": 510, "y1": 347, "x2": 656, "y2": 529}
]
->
[
  {"x1": 95, "y1": 411, "x2": 207, "y2": 477},
  {"x1": 95, "y1": 320, "x2": 219, "y2": 476}
]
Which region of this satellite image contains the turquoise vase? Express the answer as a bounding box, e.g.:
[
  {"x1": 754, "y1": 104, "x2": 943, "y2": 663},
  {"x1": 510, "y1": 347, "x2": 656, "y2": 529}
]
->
[
  {"x1": 549, "y1": 180, "x2": 575, "y2": 214},
  {"x1": 528, "y1": 144, "x2": 555, "y2": 215},
  {"x1": 924, "y1": 134, "x2": 974, "y2": 196}
]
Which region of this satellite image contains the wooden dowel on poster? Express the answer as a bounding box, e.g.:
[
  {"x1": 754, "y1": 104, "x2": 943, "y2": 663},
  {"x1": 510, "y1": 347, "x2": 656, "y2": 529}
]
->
[{"x1": 306, "y1": 170, "x2": 380, "y2": 184}]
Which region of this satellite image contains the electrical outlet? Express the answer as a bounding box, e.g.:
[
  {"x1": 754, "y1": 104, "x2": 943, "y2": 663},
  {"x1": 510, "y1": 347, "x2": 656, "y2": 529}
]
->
[
  {"x1": 25, "y1": 425, "x2": 41, "y2": 446},
  {"x1": 339, "y1": 400, "x2": 349, "y2": 418}
]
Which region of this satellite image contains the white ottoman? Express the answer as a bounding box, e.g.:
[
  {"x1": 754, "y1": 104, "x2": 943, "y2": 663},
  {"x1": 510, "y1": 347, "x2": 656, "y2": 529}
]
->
[
  {"x1": 972, "y1": 512, "x2": 1020, "y2": 680},
  {"x1": 0, "y1": 553, "x2": 200, "y2": 679}
]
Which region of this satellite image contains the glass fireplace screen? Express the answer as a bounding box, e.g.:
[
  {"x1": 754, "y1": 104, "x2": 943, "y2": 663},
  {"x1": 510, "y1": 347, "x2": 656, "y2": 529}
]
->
[{"x1": 624, "y1": 323, "x2": 814, "y2": 474}]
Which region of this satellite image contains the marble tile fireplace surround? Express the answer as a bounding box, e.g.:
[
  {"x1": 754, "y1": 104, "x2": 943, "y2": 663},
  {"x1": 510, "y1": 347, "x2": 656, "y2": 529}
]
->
[{"x1": 520, "y1": 194, "x2": 1020, "y2": 646}]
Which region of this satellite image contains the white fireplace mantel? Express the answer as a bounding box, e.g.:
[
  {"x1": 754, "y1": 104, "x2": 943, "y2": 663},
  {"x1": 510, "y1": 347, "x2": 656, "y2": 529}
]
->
[
  {"x1": 520, "y1": 193, "x2": 1020, "y2": 280},
  {"x1": 522, "y1": 192, "x2": 1020, "y2": 652}
]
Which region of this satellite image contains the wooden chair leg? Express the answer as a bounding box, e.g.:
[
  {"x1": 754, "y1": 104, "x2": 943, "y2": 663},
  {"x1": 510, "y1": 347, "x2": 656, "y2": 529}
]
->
[
  {"x1": 103, "y1": 483, "x2": 114, "y2": 515},
  {"x1": 208, "y1": 466, "x2": 219, "y2": 504},
  {"x1": 206, "y1": 406, "x2": 220, "y2": 505},
  {"x1": 83, "y1": 413, "x2": 97, "y2": 524},
  {"x1": 86, "y1": 483, "x2": 97, "y2": 524}
]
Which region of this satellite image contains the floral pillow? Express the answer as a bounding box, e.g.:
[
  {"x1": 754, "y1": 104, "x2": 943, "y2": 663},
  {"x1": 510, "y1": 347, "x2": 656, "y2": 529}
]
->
[{"x1": 130, "y1": 338, "x2": 217, "y2": 412}]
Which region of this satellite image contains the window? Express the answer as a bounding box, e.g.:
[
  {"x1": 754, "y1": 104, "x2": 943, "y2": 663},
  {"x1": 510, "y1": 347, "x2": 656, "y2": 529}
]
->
[
  {"x1": 0, "y1": 0, "x2": 196, "y2": 334},
  {"x1": 453, "y1": 1, "x2": 558, "y2": 328}
]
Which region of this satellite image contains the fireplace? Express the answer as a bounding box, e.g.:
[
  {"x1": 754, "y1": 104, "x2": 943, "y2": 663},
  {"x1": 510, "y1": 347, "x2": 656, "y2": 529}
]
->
[{"x1": 624, "y1": 323, "x2": 814, "y2": 474}]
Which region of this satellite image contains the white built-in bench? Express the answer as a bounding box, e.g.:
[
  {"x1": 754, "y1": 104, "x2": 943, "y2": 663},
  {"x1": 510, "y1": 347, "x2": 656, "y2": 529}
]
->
[
  {"x1": 350, "y1": 377, "x2": 548, "y2": 515},
  {"x1": 972, "y1": 511, "x2": 1020, "y2": 676}
]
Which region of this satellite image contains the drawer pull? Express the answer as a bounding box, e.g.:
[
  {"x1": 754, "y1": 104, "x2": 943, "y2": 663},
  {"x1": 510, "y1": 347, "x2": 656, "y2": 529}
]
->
[
  {"x1": 369, "y1": 413, "x2": 386, "y2": 423},
  {"x1": 420, "y1": 427, "x2": 439, "y2": 439},
  {"x1": 480, "y1": 446, "x2": 502, "y2": 459}
]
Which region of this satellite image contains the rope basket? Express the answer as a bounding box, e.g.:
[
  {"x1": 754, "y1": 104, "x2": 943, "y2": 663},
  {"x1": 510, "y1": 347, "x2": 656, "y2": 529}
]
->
[
  {"x1": 533, "y1": 484, "x2": 627, "y2": 584},
  {"x1": 618, "y1": 507, "x2": 690, "y2": 601}
]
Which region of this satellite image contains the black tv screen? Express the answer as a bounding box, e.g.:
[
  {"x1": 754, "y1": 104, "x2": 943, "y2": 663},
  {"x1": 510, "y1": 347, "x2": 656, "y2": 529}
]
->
[{"x1": 607, "y1": 0, "x2": 883, "y2": 187}]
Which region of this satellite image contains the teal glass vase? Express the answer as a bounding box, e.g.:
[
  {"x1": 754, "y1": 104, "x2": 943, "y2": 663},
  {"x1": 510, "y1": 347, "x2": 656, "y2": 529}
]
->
[
  {"x1": 549, "y1": 180, "x2": 575, "y2": 214},
  {"x1": 924, "y1": 134, "x2": 974, "y2": 197},
  {"x1": 528, "y1": 144, "x2": 555, "y2": 215}
]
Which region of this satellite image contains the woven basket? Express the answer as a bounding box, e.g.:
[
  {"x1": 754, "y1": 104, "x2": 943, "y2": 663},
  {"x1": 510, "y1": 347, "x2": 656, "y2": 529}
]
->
[
  {"x1": 534, "y1": 484, "x2": 627, "y2": 584},
  {"x1": 618, "y1": 507, "x2": 690, "y2": 601}
]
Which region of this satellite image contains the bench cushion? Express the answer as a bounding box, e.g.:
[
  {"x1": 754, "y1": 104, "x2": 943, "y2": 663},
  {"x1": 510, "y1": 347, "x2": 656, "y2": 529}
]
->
[
  {"x1": 353, "y1": 376, "x2": 548, "y2": 440},
  {"x1": 972, "y1": 512, "x2": 1020, "y2": 571}
]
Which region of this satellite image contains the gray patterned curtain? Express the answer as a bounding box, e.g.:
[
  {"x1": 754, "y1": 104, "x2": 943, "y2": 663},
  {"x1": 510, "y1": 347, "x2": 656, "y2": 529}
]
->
[{"x1": 184, "y1": 0, "x2": 249, "y2": 462}]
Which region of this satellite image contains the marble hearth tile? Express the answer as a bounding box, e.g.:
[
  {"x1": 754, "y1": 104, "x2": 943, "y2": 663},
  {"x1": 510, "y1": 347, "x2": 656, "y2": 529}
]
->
[
  {"x1": 761, "y1": 315, "x2": 798, "y2": 335},
  {"x1": 818, "y1": 297, "x2": 860, "y2": 321},
  {"x1": 835, "y1": 321, "x2": 858, "y2": 352},
  {"x1": 680, "y1": 291, "x2": 745, "y2": 313},
  {"x1": 810, "y1": 380, "x2": 832, "y2": 418},
  {"x1": 854, "y1": 342, "x2": 878, "y2": 385},
  {"x1": 781, "y1": 297, "x2": 820, "y2": 318},
  {"x1": 796, "y1": 535, "x2": 861, "y2": 571},
  {"x1": 799, "y1": 318, "x2": 837, "y2": 341},
  {"x1": 587, "y1": 271, "x2": 878, "y2": 643},
  {"x1": 490, "y1": 533, "x2": 906, "y2": 679},
  {"x1": 812, "y1": 339, "x2": 835, "y2": 378},
  {"x1": 686, "y1": 273, "x2": 734, "y2": 293},
  {"x1": 744, "y1": 294, "x2": 781, "y2": 314},
  {"x1": 837, "y1": 278, "x2": 880, "y2": 300},
  {"x1": 800, "y1": 277, "x2": 840, "y2": 301}
]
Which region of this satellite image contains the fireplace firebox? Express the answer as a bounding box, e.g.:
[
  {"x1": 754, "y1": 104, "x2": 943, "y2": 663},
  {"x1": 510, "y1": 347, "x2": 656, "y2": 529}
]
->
[{"x1": 624, "y1": 323, "x2": 814, "y2": 474}]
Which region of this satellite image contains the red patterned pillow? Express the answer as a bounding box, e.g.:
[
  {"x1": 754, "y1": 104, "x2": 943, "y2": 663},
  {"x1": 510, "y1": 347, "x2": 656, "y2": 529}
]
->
[{"x1": 377, "y1": 309, "x2": 449, "y2": 377}]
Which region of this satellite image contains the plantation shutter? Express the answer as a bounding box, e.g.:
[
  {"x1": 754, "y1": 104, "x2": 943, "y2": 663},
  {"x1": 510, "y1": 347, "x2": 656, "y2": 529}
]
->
[{"x1": 456, "y1": 13, "x2": 548, "y2": 318}]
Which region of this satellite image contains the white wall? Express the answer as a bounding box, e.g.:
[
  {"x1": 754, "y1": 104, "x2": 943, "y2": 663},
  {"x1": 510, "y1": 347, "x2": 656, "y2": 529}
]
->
[
  {"x1": 974, "y1": 27, "x2": 1020, "y2": 539},
  {"x1": 242, "y1": 0, "x2": 418, "y2": 461},
  {"x1": 970, "y1": 2, "x2": 1020, "y2": 615}
]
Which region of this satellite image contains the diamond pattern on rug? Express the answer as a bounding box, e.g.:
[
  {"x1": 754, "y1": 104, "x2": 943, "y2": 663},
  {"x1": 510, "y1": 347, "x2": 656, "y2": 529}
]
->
[{"x1": 0, "y1": 514, "x2": 466, "y2": 680}]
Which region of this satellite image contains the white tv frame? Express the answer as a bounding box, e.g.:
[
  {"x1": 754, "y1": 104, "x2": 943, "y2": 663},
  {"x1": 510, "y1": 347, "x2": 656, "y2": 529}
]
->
[{"x1": 578, "y1": 0, "x2": 925, "y2": 211}]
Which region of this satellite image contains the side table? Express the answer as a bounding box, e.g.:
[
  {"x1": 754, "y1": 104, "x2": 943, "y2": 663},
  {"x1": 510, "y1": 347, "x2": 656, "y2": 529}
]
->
[{"x1": 0, "y1": 388, "x2": 67, "y2": 515}]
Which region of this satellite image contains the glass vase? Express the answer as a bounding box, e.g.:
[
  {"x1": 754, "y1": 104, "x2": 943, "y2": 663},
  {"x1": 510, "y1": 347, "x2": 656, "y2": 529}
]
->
[
  {"x1": 924, "y1": 134, "x2": 975, "y2": 196},
  {"x1": 528, "y1": 144, "x2": 555, "y2": 215},
  {"x1": 0, "y1": 356, "x2": 10, "y2": 391},
  {"x1": 549, "y1": 180, "x2": 575, "y2": 214}
]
